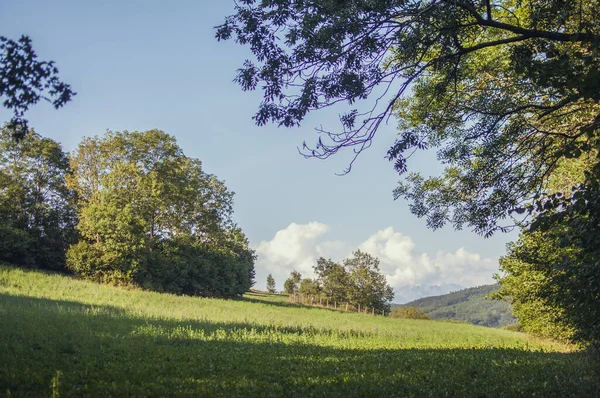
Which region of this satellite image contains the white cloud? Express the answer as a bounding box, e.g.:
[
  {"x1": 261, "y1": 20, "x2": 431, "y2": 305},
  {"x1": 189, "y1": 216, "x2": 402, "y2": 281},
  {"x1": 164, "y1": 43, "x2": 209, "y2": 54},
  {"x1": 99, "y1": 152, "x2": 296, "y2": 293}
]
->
[
  {"x1": 254, "y1": 222, "x2": 329, "y2": 291},
  {"x1": 253, "y1": 223, "x2": 499, "y2": 302}
]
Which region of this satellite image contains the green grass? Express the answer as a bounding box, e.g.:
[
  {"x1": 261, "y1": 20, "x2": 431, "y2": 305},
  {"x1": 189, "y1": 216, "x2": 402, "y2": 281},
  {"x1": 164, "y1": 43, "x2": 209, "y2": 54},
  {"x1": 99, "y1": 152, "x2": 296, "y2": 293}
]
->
[{"x1": 1, "y1": 266, "x2": 598, "y2": 397}]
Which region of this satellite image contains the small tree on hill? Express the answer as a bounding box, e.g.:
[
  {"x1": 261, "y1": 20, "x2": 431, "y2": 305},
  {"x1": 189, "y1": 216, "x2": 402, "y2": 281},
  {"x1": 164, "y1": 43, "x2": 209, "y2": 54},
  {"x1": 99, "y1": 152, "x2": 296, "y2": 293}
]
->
[
  {"x1": 266, "y1": 274, "x2": 276, "y2": 294},
  {"x1": 314, "y1": 258, "x2": 348, "y2": 304},
  {"x1": 345, "y1": 250, "x2": 394, "y2": 315},
  {"x1": 298, "y1": 278, "x2": 320, "y2": 296},
  {"x1": 283, "y1": 270, "x2": 302, "y2": 294}
]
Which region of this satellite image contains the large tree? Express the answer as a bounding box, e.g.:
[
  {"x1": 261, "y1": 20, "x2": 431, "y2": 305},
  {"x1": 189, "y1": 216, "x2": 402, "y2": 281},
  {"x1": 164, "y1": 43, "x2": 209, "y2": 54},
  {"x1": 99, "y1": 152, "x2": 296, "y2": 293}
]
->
[
  {"x1": 0, "y1": 124, "x2": 76, "y2": 270},
  {"x1": 1, "y1": 36, "x2": 74, "y2": 138},
  {"x1": 494, "y1": 157, "x2": 600, "y2": 345},
  {"x1": 67, "y1": 129, "x2": 255, "y2": 297},
  {"x1": 344, "y1": 250, "x2": 394, "y2": 314},
  {"x1": 217, "y1": 0, "x2": 600, "y2": 235},
  {"x1": 313, "y1": 257, "x2": 349, "y2": 303}
]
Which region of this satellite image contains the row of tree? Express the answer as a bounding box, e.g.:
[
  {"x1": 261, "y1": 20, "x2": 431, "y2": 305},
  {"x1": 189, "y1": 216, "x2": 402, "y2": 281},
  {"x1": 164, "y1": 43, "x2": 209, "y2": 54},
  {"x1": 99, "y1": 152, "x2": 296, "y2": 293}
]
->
[
  {"x1": 0, "y1": 126, "x2": 255, "y2": 297},
  {"x1": 279, "y1": 250, "x2": 394, "y2": 314}
]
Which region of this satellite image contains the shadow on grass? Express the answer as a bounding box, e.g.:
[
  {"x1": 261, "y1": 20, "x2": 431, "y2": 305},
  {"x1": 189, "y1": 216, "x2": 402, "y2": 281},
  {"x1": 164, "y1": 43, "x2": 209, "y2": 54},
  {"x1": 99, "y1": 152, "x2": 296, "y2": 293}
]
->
[
  {"x1": 1, "y1": 293, "x2": 598, "y2": 397},
  {"x1": 241, "y1": 292, "x2": 352, "y2": 315},
  {"x1": 238, "y1": 292, "x2": 299, "y2": 308}
]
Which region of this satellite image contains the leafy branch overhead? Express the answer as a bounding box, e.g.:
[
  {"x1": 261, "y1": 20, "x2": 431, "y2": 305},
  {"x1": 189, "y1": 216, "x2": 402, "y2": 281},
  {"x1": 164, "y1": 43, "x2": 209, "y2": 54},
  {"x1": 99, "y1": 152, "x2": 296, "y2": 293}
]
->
[
  {"x1": 0, "y1": 35, "x2": 75, "y2": 138},
  {"x1": 217, "y1": 0, "x2": 600, "y2": 235}
]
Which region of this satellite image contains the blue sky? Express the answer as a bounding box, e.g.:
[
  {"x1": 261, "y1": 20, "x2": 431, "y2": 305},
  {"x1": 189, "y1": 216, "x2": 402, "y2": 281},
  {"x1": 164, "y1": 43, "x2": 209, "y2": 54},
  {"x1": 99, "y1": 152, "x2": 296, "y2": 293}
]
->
[{"x1": 1, "y1": 1, "x2": 518, "y2": 302}]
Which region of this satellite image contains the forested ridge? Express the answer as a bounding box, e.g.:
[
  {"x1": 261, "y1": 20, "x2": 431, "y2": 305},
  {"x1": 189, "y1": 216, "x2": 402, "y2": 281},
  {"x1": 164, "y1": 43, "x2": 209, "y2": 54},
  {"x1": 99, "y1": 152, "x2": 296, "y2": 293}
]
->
[{"x1": 400, "y1": 284, "x2": 516, "y2": 328}]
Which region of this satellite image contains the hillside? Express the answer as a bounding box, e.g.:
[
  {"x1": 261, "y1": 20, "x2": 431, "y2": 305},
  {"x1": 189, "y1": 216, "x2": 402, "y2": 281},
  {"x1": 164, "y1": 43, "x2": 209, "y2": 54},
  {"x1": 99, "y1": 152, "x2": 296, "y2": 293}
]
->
[
  {"x1": 1, "y1": 266, "x2": 598, "y2": 397},
  {"x1": 401, "y1": 284, "x2": 516, "y2": 327}
]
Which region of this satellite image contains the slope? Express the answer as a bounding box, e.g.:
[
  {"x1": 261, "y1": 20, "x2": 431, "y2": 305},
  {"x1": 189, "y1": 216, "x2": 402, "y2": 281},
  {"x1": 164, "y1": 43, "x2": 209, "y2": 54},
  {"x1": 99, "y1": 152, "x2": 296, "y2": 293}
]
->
[
  {"x1": 402, "y1": 284, "x2": 516, "y2": 327},
  {"x1": 0, "y1": 266, "x2": 596, "y2": 397}
]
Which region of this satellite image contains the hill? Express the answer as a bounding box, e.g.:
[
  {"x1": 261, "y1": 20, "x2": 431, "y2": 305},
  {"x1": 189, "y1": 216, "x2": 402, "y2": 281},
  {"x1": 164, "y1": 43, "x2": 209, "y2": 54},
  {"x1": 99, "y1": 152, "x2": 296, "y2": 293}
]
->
[
  {"x1": 1, "y1": 266, "x2": 597, "y2": 397},
  {"x1": 401, "y1": 284, "x2": 516, "y2": 327}
]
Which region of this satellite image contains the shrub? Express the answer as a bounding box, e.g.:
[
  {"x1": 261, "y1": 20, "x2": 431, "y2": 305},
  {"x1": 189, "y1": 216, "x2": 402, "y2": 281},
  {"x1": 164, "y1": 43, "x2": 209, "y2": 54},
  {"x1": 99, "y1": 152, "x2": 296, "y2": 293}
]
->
[{"x1": 390, "y1": 307, "x2": 430, "y2": 320}]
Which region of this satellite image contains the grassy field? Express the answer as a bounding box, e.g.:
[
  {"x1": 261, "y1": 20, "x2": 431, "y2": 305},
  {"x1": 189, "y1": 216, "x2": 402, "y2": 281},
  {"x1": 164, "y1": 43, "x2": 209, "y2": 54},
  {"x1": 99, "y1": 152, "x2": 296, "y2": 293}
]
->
[{"x1": 1, "y1": 266, "x2": 598, "y2": 397}]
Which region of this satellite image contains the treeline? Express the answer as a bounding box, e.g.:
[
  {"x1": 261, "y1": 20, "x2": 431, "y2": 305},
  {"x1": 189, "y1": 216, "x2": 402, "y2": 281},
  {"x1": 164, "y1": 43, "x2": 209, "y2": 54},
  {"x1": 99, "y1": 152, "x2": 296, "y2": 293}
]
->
[
  {"x1": 0, "y1": 126, "x2": 255, "y2": 297},
  {"x1": 282, "y1": 250, "x2": 394, "y2": 315}
]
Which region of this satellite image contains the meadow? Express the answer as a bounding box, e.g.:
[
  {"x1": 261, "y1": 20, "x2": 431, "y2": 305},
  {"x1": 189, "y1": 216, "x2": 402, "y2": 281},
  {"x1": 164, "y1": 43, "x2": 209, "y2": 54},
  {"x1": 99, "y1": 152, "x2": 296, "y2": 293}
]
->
[{"x1": 1, "y1": 265, "x2": 598, "y2": 397}]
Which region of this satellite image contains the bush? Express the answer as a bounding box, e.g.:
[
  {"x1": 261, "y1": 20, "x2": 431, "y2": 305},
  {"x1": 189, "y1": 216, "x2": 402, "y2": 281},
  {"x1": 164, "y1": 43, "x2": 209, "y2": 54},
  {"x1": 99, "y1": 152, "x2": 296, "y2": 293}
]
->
[
  {"x1": 0, "y1": 225, "x2": 33, "y2": 266},
  {"x1": 67, "y1": 238, "x2": 254, "y2": 298},
  {"x1": 503, "y1": 323, "x2": 524, "y2": 332},
  {"x1": 390, "y1": 307, "x2": 430, "y2": 320}
]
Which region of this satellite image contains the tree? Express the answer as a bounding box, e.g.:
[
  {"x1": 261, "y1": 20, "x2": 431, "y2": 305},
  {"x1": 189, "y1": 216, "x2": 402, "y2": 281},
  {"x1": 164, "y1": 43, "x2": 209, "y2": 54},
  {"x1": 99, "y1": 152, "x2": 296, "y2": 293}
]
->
[
  {"x1": 67, "y1": 129, "x2": 255, "y2": 297},
  {"x1": 493, "y1": 157, "x2": 600, "y2": 345},
  {"x1": 313, "y1": 257, "x2": 348, "y2": 303},
  {"x1": 298, "y1": 278, "x2": 320, "y2": 296},
  {"x1": 344, "y1": 250, "x2": 394, "y2": 314},
  {"x1": 1, "y1": 36, "x2": 75, "y2": 139},
  {"x1": 217, "y1": 0, "x2": 600, "y2": 235},
  {"x1": 266, "y1": 273, "x2": 276, "y2": 293},
  {"x1": 493, "y1": 230, "x2": 576, "y2": 343},
  {"x1": 283, "y1": 270, "x2": 302, "y2": 294},
  {"x1": 0, "y1": 124, "x2": 76, "y2": 270}
]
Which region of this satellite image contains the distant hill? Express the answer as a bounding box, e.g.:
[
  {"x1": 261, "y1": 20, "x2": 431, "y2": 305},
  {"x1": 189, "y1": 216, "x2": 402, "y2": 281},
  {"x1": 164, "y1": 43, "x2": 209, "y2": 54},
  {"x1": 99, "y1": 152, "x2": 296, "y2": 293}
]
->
[{"x1": 397, "y1": 284, "x2": 516, "y2": 328}]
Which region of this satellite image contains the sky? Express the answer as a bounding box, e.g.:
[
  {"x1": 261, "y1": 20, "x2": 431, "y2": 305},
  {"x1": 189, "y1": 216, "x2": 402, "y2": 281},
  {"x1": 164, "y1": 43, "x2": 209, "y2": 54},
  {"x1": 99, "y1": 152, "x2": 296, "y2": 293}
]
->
[{"x1": 0, "y1": 1, "x2": 518, "y2": 303}]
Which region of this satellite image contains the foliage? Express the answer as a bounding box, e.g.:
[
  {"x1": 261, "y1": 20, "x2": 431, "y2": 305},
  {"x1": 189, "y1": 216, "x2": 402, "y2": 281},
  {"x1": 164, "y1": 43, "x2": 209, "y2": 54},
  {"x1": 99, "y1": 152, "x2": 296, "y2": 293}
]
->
[
  {"x1": 344, "y1": 250, "x2": 394, "y2": 314},
  {"x1": 495, "y1": 156, "x2": 600, "y2": 345},
  {"x1": 0, "y1": 125, "x2": 76, "y2": 270},
  {"x1": 313, "y1": 257, "x2": 348, "y2": 303},
  {"x1": 218, "y1": 0, "x2": 600, "y2": 235},
  {"x1": 0, "y1": 36, "x2": 75, "y2": 138},
  {"x1": 66, "y1": 129, "x2": 254, "y2": 297},
  {"x1": 529, "y1": 189, "x2": 600, "y2": 346},
  {"x1": 494, "y1": 225, "x2": 599, "y2": 345},
  {"x1": 298, "y1": 277, "x2": 320, "y2": 296},
  {"x1": 1, "y1": 265, "x2": 599, "y2": 397},
  {"x1": 283, "y1": 270, "x2": 302, "y2": 293},
  {"x1": 403, "y1": 284, "x2": 516, "y2": 328},
  {"x1": 390, "y1": 306, "x2": 430, "y2": 320},
  {"x1": 266, "y1": 273, "x2": 276, "y2": 293},
  {"x1": 293, "y1": 252, "x2": 393, "y2": 313}
]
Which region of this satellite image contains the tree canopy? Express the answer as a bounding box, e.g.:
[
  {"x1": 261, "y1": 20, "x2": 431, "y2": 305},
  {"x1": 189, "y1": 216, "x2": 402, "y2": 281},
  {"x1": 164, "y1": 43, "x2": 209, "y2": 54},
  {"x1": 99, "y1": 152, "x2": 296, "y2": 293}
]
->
[
  {"x1": 291, "y1": 251, "x2": 394, "y2": 313},
  {"x1": 0, "y1": 36, "x2": 74, "y2": 138},
  {"x1": 283, "y1": 270, "x2": 302, "y2": 293},
  {"x1": 217, "y1": 0, "x2": 600, "y2": 235},
  {"x1": 0, "y1": 124, "x2": 76, "y2": 269},
  {"x1": 344, "y1": 250, "x2": 394, "y2": 313},
  {"x1": 65, "y1": 129, "x2": 255, "y2": 297},
  {"x1": 494, "y1": 157, "x2": 600, "y2": 345}
]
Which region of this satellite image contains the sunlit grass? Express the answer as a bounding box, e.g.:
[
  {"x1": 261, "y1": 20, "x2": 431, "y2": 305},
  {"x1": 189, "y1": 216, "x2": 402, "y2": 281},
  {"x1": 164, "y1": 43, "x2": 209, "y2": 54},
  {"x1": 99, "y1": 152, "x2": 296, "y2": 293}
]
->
[{"x1": 1, "y1": 265, "x2": 598, "y2": 397}]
